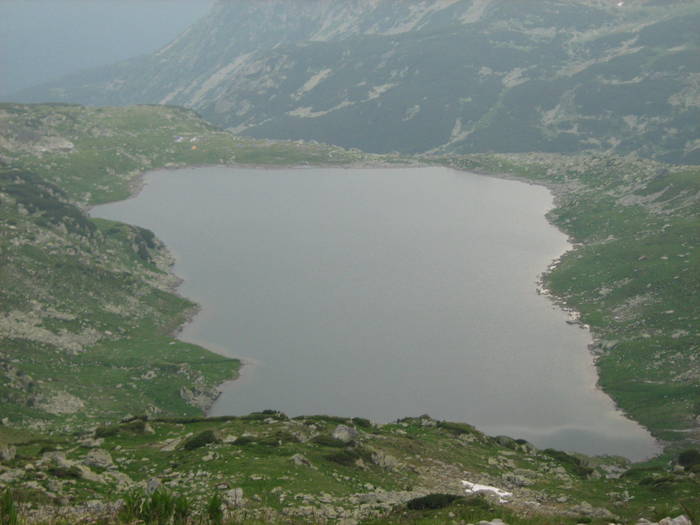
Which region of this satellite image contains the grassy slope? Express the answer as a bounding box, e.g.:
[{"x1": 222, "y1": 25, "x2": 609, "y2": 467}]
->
[
  {"x1": 0, "y1": 103, "x2": 400, "y2": 429},
  {"x1": 2, "y1": 414, "x2": 699, "y2": 524},
  {"x1": 434, "y1": 153, "x2": 699, "y2": 452}
]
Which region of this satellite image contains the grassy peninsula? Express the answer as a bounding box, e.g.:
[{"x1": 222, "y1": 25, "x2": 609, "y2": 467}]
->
[{"x1": 1, "y1": 103, "x2": 699, "y2": 524}]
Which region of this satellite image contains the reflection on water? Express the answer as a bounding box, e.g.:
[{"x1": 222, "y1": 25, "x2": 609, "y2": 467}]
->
[{"x1": 94, "y1": 166, "x2": 659, "y2": 460}]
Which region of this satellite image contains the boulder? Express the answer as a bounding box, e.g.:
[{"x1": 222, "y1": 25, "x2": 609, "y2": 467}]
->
[
  {"x1": 0, "y1": 446, "x2": 16, "y2": 462},
  {"x1": 659, "y1": 517, "x2": 692, "y2": 525},
  {"x1": 224, "y1": 487, "x2": 246, "y2": 508},
  {"x1": 291, "y1": 453, "x2": 315, "y2": 468},
  {"x1": 146, "y1": 477, "x2": 162, "y2": 494},
  {"x1": 332, "y1": 425, "x2": 359, "y2": 443},
  {"x1": 371, "y1": 450, "x2": 400, "y2": 470},
  {"x1": 82, "y1": 449, "x2": 114, "y2": 470}
]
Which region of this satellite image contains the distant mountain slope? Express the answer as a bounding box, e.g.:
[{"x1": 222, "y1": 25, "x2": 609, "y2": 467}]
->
[{"x1": 15, "y1": 0, "x2": 700, "y2": 163}]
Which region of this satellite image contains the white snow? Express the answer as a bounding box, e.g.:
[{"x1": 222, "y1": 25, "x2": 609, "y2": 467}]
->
[{"x1": 461, "y1": 480, "x2": 512, "y2": 503}]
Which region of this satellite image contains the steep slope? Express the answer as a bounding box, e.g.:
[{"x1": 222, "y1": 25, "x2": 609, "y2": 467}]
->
[{"x1": 15, "y1": 0, "x2": 700, "y2": 163}]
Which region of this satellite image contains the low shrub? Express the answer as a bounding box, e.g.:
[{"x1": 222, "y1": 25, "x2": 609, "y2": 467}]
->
[
  {"x1": 122, "y1": 419, "x2": 148, "y2": 434},
  {"x1": 542, "y1": 449, "x2": 593, "y2": 478},
  {"x1": 94, "y1": 425, "x2": 118, "y2": 438},
  {"x1": 351, "y1": 417, "x2": 372, "y2": 429},
  {"x1": 438, "y1": 421, "x2": 477, "y2": 436},
  {"x1": 258, "y1": 431, "x2": 300, "y2": 447},
  {"x1": 183, "y1": 430, "x2": 218, "y2": 451},
  {"x1": 120, "y1": 488, "x2": 190, "y2": 525},
  {"x1": 0, "y1": 489, "x2": 18, "y2": 525},
  {"x1": 406, "y1": 493, "x2": 462, "y2": 510},
  {"x1": 206, "y1": 492, "x2": 223, "y2": 525},
  {"x1": 296, "y1": 415, "x2": 348, "y2": 425},
  {"x1": 233, "y1": 436, "x2": 256, "y2": 446},
  {"x1": 678, "y1": 449, "x2": 700, "y2": 470},
  {"x1": 48, "y1": 465, "x2": 82, "y2": 479},
  {"x1": 325, "y1": 447, "x2": 372, "y2": 466},
  {"x1": 312, "y1": 434, "x2": 349, "y2": 448},
  {"x1": 639, "y1": 475, "x2": 677, "y2": 489}
]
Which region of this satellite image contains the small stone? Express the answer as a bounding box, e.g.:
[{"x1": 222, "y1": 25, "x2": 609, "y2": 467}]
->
[{"x1": 146, "y1": 477, "x2": 162, "y2": 494}]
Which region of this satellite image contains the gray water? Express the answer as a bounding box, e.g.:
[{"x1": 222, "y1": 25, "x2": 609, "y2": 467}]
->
[{"x1": 94, "y1": 166, "x2": 659, "y2": 460}]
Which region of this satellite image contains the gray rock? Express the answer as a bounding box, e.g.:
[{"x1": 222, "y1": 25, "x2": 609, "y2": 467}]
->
[
  {"x1": 159, "y1": 437, "x2": 182, "y2": 451},
  {"x1": 224, "y1": 487, "x2": 246, "y2": 508},
  {"x1": 291, "y1": 453, "x2": 315, "y2": 468},
  {"x1": 0, "y1": 446, "x2": 16, "y2": 462},
  {"x1": 659, "y1": 517, "x2": 692, "y2": 525},
  {"x1": 371, "y1": 450, "x2": 400, "y2": 470},
  {"x1": 146, "y1": 477, "x2": 162, "y2": 494},
  {"x1": 79, "y1": 437, "x2": 104, "y2": 449},
  {"x1": 332, "y1": 425, "x2": 359, "y2": 443},
  {"x1": 502, "y1": 472, "x2": 534, "y2": 487},
  {"x1": 82, "y1": 449, "x2": 114, "y2": 470},
  {"x1": 570, "y1": 502, "x2": 615, "y2": 520},
  {"x1": 0, "y1": 469, "x2": 23, "y2": 483}
]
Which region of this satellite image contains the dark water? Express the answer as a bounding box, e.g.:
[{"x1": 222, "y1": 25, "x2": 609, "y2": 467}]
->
[{"x1": 94, "y1": 166, "x2": 659, "y2": 460}]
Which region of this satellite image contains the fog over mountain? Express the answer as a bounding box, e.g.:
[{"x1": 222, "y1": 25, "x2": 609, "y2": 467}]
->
[
  {"x1": 0, "y1": 0, "x2": 214, "y2": 97},
  {"x1": 13, "y1": 0, "x2": 700, "y2": 163}
]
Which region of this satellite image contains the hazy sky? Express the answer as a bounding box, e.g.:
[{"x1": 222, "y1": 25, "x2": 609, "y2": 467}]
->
[{"x1": 0, "y1": 0, "x2": 215, "y2": 97}]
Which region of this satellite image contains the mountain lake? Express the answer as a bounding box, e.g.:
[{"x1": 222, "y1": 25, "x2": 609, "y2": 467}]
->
[{"x1": 93, "y1": 166, "x2": 659, "y2": 460}]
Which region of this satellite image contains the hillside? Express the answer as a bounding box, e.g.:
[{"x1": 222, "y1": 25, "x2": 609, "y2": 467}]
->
[
  {"x1": 13, "y1": 0, "x2": 700, "y2": 164},
  {"x1": 2, "y1": 414, "x2": 699, "y2": 524},
  {"x1": 0, "y1": 103, "x2": 390, "y2": 431},
  {"x1": 0, "y1": 103, "x2": 698, "y2": 523},
  {"x1": 431, "y1": 153, "x2": 700, "y2": 450}
]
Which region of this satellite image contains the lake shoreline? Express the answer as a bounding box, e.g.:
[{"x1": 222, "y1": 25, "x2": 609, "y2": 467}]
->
[{"x1": 94, "y1": 163, "x2": 660, "y2": 459}]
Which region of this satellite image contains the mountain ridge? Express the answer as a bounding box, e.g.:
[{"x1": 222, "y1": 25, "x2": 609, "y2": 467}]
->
[{"x1": 13, "y1": 0, "x2": 700, "y2": 163}]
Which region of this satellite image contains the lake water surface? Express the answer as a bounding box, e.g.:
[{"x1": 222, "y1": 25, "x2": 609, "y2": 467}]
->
[{"x1": 94, "y1": 166, "x2": 659, "y2": 459}]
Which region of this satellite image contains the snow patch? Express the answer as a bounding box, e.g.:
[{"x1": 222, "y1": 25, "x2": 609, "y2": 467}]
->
[{"x1": 461, "y1": 480, "x2": 512, "y2": 503}]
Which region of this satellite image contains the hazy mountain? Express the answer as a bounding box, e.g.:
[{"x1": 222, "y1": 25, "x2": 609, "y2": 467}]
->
[
  {"x1": 14, "y1": 0, "x2": 700, "y2": 162},
  {"x1": 0, "y1": 0, "x2": 214, "y2": 97}
]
